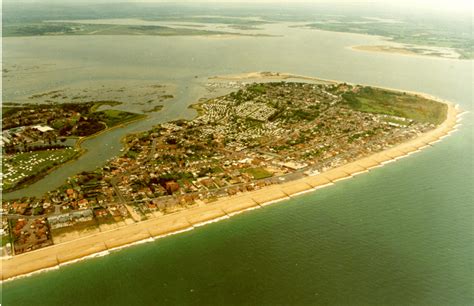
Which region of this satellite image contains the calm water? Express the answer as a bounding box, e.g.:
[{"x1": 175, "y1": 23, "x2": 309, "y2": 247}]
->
[{"x1": 2, "y1": 22, "x2": 473, "y2": 305}]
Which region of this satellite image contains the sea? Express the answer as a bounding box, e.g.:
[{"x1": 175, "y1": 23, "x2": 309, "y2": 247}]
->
[{"x1": 1, "y1": 21, "x2": 473, "y2": 305}]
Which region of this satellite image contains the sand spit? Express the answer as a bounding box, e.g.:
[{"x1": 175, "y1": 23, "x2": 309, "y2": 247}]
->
[
  {"x1": 350, "y1": 45, "x2": 461, "y2": 60},
  {"x1": 1, "y1": 94, "x2": 459, "y2": 282},
  {"x1": 210, "y1": 71, "x2": 338, "y2": 84}
]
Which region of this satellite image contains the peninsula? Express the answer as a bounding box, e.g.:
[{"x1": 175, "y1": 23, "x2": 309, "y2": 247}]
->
[{"x1": 1, "y1": 79, "x2": 460, "y2": 281}]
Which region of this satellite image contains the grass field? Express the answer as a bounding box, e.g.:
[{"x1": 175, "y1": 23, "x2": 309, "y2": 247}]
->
[
  {"x1": 2, "y1": 148, "x2": 80, "y2": 192},
  {"x1": 90, "y1": 109, "x2": 144, "y2": 128},
  {"x1": 90, "y1": 101, "x2": 122, "y2": 112},
  {"x1": 343, "y1": 87, "x2": 448, "y2": 125},
  {"x1": 242, "y1": 167, "x2": 273, "y2": 180}
]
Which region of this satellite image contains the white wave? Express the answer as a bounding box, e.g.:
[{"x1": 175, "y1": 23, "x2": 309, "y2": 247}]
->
[
  {"x1": 351, "y1": 170, "x2": 369, "y2": 176},
  {"x1": 108, "y1": 237, "x2": 156, "y2": 253},
  {"x1": 259, "y1": 196, "x2": 291, "y2": 207},
  {"x1": 332, "y1": 176, "x2": 353, "y2": 183},
  {"x1": 59, "y1": 250, "x2": 111, "y2": 267},
  {"x1": 192, "y1": 215, "x2": 230, "y2": 228},
  {"x1": 288, "y1": 188, "x2": 315, "y2": 198},
  {"x1": 2, "y1": 265, "x2": 60, "y2": 284},
  {"x1": 381, "y1": 159, "x2": 396, "y2": 165},
  {"x1": 312, "y1": 182, "x2": 335, "y2": 190},
  {"x1": 226, "y1": 205, "x2": 262, "y2": 217},
  {"x1": 153, "y1": 227, "x2": 195, "y2": 240}
]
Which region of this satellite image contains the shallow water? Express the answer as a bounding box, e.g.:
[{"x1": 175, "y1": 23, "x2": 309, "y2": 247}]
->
[{"x1": 2, "y1": 22, "x2": 473, "y2": 305}]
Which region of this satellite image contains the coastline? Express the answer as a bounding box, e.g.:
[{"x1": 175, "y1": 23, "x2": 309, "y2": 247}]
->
[
  {"x1": 209, "y1": 72, "x2": 338, "y2": 84},
  {"x1": 1, "y1": 91, "x2": 462, "y2": 282},
  {"x1": 349, "y1": 45, "x2": 461, "y2": 60}
]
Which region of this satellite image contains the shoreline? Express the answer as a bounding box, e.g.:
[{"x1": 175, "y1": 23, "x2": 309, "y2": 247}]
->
[
  {"x1": 209, "y1": 72, "x2": 338, "y2": 84},
  {"x1": 349, "y1": 45, "x2": 461, "y2": 61},
  {"x1": 1, "y1": 89, "x2": 462, "y2": 282}
]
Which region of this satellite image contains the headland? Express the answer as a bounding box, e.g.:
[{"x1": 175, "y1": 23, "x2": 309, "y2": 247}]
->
[{"x1": 1, "y1": 77, "x2": 461, "y2": 281}]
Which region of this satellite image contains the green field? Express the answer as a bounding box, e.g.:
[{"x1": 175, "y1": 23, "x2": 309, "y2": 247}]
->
[
  {"x1": 242, "y1": 167, "x2": 273, "y2": 180},
  {"x1": 90, "y1": 101, "x2": 122, "y2": 112},
  {"x1": 89, "y1": 109, "x2": 144, "y2": 128},
  {"x1": 342, "y1": 87, "x2": 448, "y2": 125},
  {"x1": 2, "y1": 148, "x2": 80, "y2": 192}
]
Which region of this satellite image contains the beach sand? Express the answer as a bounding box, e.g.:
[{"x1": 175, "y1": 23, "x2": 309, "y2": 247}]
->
[
  {"x1": 352, "y1": 45, "x2": 420, "y2": 56},
  {"x1": 350, "y1": 45, "x2": 460, "y2": 60},
  {"x1": 1, "y1": 90, "x2": 459, "y2": 282}
]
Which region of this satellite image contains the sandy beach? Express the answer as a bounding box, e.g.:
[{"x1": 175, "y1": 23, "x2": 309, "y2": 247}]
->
[
  {"x1": 350, "y1": 45, "x2": 461, "y2": 60},
  {"x1": 1, "y1": 87, "x2": 461, "y2": 282},
  {"x1": 352, "y1": 45, "x2": 420, "y2": 56}
]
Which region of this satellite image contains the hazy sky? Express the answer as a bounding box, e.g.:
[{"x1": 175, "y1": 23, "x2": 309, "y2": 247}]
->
[{"x1": 4, "y1": 0, "x2": 473, "y2": 11}]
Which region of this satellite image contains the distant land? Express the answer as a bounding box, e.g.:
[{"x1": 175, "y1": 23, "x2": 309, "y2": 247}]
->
[
  {"x1": 2, "y1": 22, "x2": 274, "y2": 38},
  {"x1": 2, "y1": 2, "x2": 472, "y2": 59},
  {"x1": 299, "y1": 20, "x2": 472, "y2": 59}
]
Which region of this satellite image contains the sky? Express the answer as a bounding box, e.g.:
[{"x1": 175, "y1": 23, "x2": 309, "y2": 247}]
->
[{"x1": 3, "y1": 0, "x2": 473, "y2": 12}]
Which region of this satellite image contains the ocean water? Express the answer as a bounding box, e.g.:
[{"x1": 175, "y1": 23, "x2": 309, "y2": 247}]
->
[{"x1": 2, "y1": 22, "x2": 473, "y2": 305}]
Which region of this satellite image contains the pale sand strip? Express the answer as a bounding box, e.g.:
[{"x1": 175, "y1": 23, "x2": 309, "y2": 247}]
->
[
  {"x1": 221, "y1": 195, "x2": 259, "y2": 215},
  {"x1": 103, "y1": 226, "x2": 153, "y2": 250},
  {"x1": 2, "y1": 251, "x2": 60, "y2": 280},
  {"x1": 281, "y1": 182, "x2": 313, "y2": 196},
  {"x1": 305, "y1": 175, "x2": 332, "y2": 188},
  {"x1": 184, "y1": 206, "x2": 228, "y2": 227},
  {"x1": 146, "y1": 216, "x2": 192, "y2": 237},
  {"x1": 1, "y1": 102, "x2": 459, "y2": 282},
  {"x1": 341, "y1": 164, "x2": 367, "y2": 176},
  {"x1": 355, "y1": 157, "x2": 381, "y2": 170},
  {"x1": 56, "y1": 240, "x2": 108, "y2": 264},
  {"x1": 321, "y1": 169, "x2": 351, "y2": 182},
  {"x1": 371, "y1": 152, "x2": 394, "y2": 163},
  {"x1": 383, "y1": 149, "x2": 406, "y2": 159},
  {"x1": 252, "y1": 187, "x2": 290, "y2": 206},
  {"x1": 396, "y1": 145, "x2": 419, "y2": 155},
  {"x1": 349, "y1": 45, "x2": 461, "y2": 60}
]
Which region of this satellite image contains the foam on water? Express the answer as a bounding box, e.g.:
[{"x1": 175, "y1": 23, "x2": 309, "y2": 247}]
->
[{"x1": 192, "y1": 215, "x2": 230, "y2": 228}]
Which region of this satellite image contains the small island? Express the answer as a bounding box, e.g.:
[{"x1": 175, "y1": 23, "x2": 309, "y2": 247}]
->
[{"x1": 1, "y1": 79, "x2": 458, "y2": 280}]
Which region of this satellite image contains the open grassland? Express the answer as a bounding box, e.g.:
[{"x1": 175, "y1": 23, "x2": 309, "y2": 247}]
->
[
  {"x1": 341, "y1": 86, "x2": 448, "y2": 125},
  {"x1": 89, "y1": 109, "x2": 144, "y2": 128},
  {"x1": 89, "y1": 101, "x2": 122, "y2": 112},
  {"x1": 2, "y1": 148, "x2": 80, "y2": 192},
  {"x1": 242, "y1": 167, "x2": 273, "y2": 180}
]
